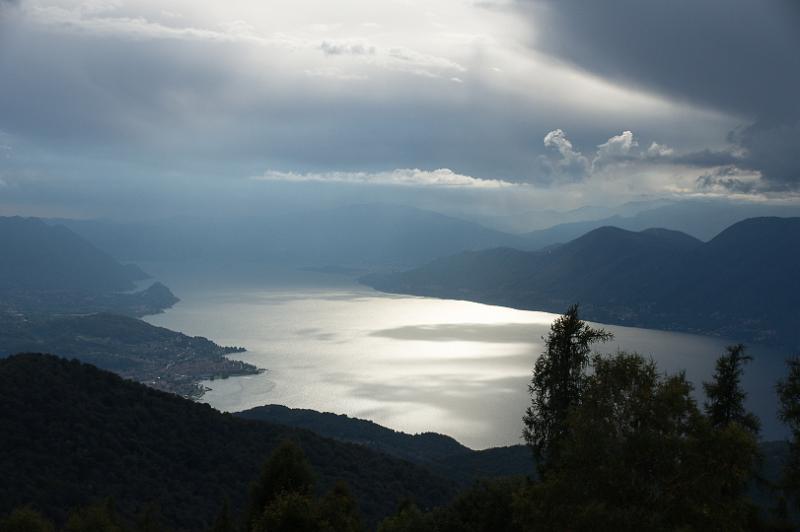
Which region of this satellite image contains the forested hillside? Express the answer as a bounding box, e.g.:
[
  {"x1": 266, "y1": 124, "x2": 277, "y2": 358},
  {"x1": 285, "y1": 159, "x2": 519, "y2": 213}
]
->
[{"x1": 0, "y1": 354, "x2": 456, "y2": 529}]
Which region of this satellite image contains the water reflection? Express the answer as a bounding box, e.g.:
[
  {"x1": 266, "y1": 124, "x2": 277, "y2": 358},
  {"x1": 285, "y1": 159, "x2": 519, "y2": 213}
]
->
[
  {"x1": 371, "y1": 323, "x2": 546, "y2": 343},
  {"x1": 145, "y1": 265, "x2": 789, "y2": 449}
]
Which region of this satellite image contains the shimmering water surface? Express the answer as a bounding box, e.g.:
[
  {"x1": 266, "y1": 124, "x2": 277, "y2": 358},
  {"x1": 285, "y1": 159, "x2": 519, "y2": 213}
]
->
[{"x1": 145, "y1": 264, "x2": 788, "y2": 449}]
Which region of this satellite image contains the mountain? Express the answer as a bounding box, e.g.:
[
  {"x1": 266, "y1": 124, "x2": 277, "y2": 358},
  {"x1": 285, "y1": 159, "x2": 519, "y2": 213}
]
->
[
  {"x1": 518, "y1": 200, "x2": 800, "y2": 251},
  {"x1": 0, "y1": 354, "x2": 457, "y2": 530},
  {"x1": 363, "y1": 218, "x2": 800, "y2": 348},
  {"x1": 0, "y1": 216, "x2": 178, "y2": 318},
  {"x1": 238, "y1": 405, "x2": 534, "y2": 485},
  {"x1": 469, "y1": 199, "x2": 672, "y2": 234},
  {"x1": 56, "y1": 204, "x2": 524, "y2": 268},
  {"x1": 364, "y1": 225, "x2": 703, "y2": 313},
  {"x1": 0, "y1": 217, "x2": 148, "y2": 293}
]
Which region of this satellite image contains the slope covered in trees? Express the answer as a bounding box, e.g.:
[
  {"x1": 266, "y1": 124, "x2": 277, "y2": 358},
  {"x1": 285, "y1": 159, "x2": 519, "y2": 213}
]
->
[
  {"x1": 363, "y1": 217, "x2": 800, "y2": 348},
  {"x1": 238, "y1": 405, "x2": 534, "y2": 485},
  {"x1": 0, "y1": 354, "x2": 456, "y2": 530}
]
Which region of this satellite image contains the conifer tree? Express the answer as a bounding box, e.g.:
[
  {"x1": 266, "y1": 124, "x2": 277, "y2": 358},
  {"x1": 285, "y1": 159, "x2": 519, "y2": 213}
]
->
[
  {"x1": 246, "y1": 441, "x2": 315, "y2": 528},
  {"x1": 319, "y1": 482, "x2": 364, "y2": 532},
  {"x1": 704, "y1": 344, "x2": 760, "y2": 434},
  {"x1": 209, "y1": 499, "x2": 235, "y2": 532},
  {"x1": 523, "y1": 304, "x2": 612, "y2": 471},
  {"x1": 777, "y1": 356, "x2": 800, "y2": 507}
]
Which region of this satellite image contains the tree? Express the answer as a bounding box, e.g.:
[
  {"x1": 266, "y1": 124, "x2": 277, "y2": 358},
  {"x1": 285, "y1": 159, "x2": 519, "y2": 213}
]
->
[
  {"x1": 252, "y1": 492, "x2": 320, "y2": 532},
  {"x1": 318, "y1": 482, "x2": 364, "y2": 532},
  {"x1": 64, "y1": 499, "x2": 125, "y2": 532},
  {"x1": 134, "y1": 503, "x2": 167, "y2": 532},
  {"x1": 0, "y1": 507, "x2": 55, "y2": 532},
  {"x1": 377, "y1": 502, "x2": 434, "y2": 532},
  {"x1": 517, "y1": 352, "x2": 760, "y2": 531},
  {"x1": 246, "y1": 440, "x2": 315, "y2": 527},
  {"x1": 522, "y1": 304, "x2": 612, "y2": 471},
  {"x1": 209, "y1": 499, "x2": 235, "y2": 532},
  {"x1": 703, "y1": 344, "x2": 760, "y2": 434},
  {"x1": 777, "y1": 356, "x2": 800, "y2": 507},
  {"x1": 431, "y1": 478, "x2": 525, "y2": 532}
]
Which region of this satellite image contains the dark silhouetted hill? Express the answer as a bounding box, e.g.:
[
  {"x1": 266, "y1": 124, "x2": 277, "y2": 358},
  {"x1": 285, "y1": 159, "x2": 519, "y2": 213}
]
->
[
  {"x1": 0, "y1": 354, "x2": 456, "y2": 530},
  {"x1": 238, "y1": 405, "x2": 535, "y2": 484}
]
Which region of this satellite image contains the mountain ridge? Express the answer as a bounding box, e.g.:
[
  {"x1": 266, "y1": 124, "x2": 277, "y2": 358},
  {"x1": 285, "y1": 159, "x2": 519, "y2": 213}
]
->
[{"x1": 363, "y1": 217, "x2": 800, "y2": 348}]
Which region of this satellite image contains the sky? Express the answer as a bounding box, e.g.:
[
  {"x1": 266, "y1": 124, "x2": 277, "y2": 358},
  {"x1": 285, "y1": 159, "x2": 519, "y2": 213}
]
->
[{"x1": 0, "y1": 0, "x2": 798, "y2": 219}]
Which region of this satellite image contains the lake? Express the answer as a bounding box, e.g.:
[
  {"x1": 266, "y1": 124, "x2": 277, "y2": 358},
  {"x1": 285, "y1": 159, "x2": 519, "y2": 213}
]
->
[{"x1": 144, "y1": 263, "x2": 789, "y2": 449}]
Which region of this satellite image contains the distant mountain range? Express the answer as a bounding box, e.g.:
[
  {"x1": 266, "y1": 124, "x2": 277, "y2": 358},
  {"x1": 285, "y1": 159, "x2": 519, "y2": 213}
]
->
[
  {"x1": 516, "y1": 200, "x2": 800, "y2": 250},
  {"x1": 0, "y1": 216, "x2": 178, "y2": 317},
  {"x1": 55, "y1": 200, "x2": 800, "y2": 271},
  {"x1": 0, "y1": 217, "x2": 148, "y2": 293},
  {"x1": 363, "y1": 217, "x2": 800, "y2": 349},
  {"x1": 55, "y1": 204, "x2": 524, "y2": 268}
]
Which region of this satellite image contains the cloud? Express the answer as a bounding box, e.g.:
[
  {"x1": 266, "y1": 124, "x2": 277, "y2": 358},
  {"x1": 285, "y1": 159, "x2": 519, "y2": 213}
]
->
[
  {"x1": 592, "y1": 130, "x2": 638, "y2": 171},
  {"x1": 539, "y1": 129, "x2": 589, "y2": 181},
  {"x1": 535, "y1": 127, "x2": 780, "y2": 198},
  {"x1": 541, "y1": 129, "x2": 675, "y2": 181},
  {"x1": 0, "y1": 0, "x2": 787, "y2": 221},
  {"x1": 517, "y1": 0, "x2": 800, "y2": 188},
  {"x1": 320, "y1": 39, "x2": 375, "y2": 56},
  {"x1": 696, "y1": 166, "x2": 762, "y2": 195},
  {"x1": 253, "y1": 168, "x2": 515, "y2": 188},
  {"x1": 646, "y1": 142, "x2": 673, "y2": 158}
]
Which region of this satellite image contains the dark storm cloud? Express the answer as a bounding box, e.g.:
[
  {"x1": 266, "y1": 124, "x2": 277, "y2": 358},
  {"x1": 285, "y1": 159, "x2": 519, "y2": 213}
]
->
[
  {"x1": 519, "y1": 0, "x2": 800, "y2": 187},
  {"x1": 695, "y1": 166, "x2": 758, "y2": 195},
  {"x1": 669, "y1": 149, "x2": 740, "y2": 168}
]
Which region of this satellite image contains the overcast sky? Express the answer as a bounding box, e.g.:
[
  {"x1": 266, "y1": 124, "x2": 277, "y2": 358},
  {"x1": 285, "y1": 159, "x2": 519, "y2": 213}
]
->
[{"x1": 0, "y1": 0, "x2": 798, "y2": 219}]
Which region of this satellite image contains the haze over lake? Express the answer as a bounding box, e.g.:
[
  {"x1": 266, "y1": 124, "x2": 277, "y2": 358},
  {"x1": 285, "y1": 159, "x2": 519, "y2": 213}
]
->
[{"x1": 145, "y1": 263, "x2": 787, "y2": 449}]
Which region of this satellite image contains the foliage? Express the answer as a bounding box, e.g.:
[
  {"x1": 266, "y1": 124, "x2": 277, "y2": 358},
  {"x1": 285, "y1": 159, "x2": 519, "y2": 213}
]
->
[
  {"x1": 246, "y1": 441, "x2": 315, "y2": 527},
  {"x1": 523, "y1": 304, "x2": 612, "y2": 471},
  {"x1": 208, "y1": 500, "x2": 234, "y2": 532},
  {"x1": 318, "y1": 482, "x2": 364, "y2": 532},
  {"x1": 252, "y1": 492, "x2": 319, "y2": 532},
  {"x1": 428, "y1": 478, "x2": 525, "y2": 532},
  {"x1": 0, "y1": 507, "x2": 55, "y2": 532},
  {"x1": 704, "y1": 344, "x2": 760, "y2": 434},
  {"x1": 64, "y1": 500, "x2": 125, "y2": 532},
  {"x1": 519, "y1": 352, "x2": 760, "y2": 531},
  {"x1": 0, "y1": 354, "x2": 455, "y2": 530},
  {"x1": 377, "y1": 502, "x2": 434, "y2": 532},
  {"x1": 378, "y1": 346, "x2": 764, "y2": 531},
  {"x1": 777, "y1": 357, "x2": 800, "y2": 508}
]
